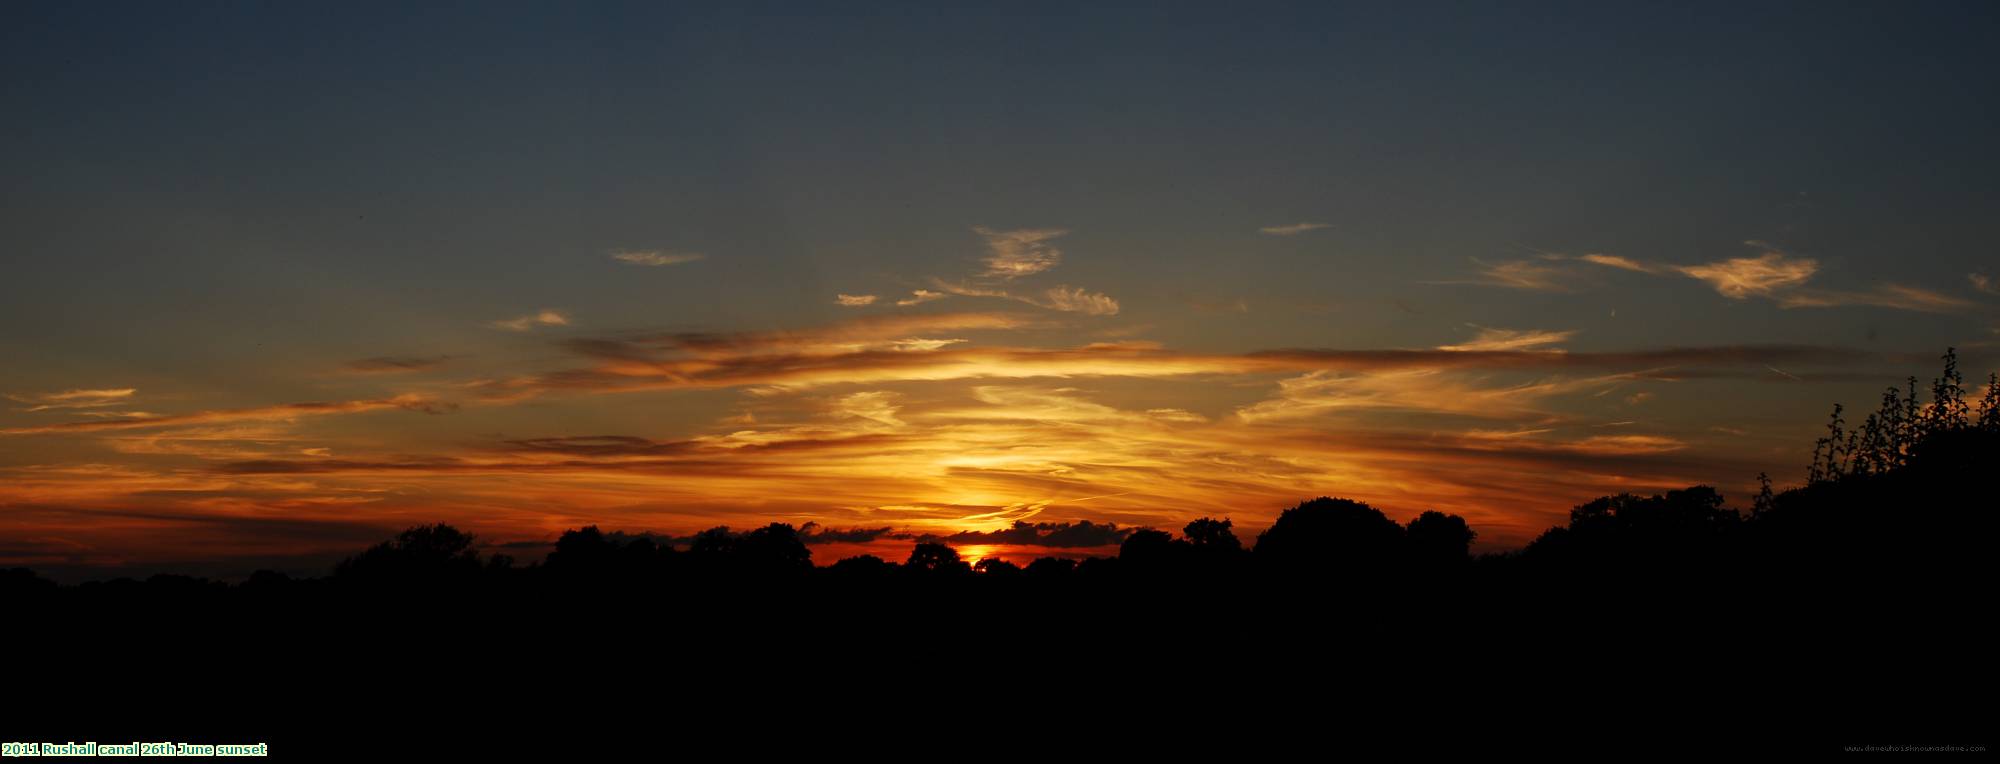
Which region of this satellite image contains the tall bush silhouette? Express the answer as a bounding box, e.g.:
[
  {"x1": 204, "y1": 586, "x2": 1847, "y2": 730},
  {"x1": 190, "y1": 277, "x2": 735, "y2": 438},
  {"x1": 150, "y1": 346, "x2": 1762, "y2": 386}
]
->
[{"x1": 1810, "y1": 348, "x2": 1992, "y2": 483}]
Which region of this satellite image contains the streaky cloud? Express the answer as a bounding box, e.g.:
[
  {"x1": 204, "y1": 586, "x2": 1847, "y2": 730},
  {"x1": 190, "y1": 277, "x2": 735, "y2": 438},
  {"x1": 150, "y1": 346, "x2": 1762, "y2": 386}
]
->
[
  {"x1": 895, "y1": 289, "x2": 948, "y2": 307},
  {"x1": 1674, "y1": 251, "x2": 1818, "y2": 298},
  {"x1": 973, "y1": 226, "x2": 1067, "y2": 280},
  {"x1": 7, "y1": 388, "x2": 137, "y2": 412},
  {"x1": 932, "y1": 280, "x2": 1119, "y2": 315},
  {"x1": 1577, "y1": 253, "x2": 1665, "y2": 274},
  {"x1": 1177, "y1": 293, "x2": 1250, "y2": 314},
  {"x1": 1437, "y1": 326, "x2": 1577, "y2": 353},
  {"x1": 611, "y1": 250, "x2": 706, "y2": 267},
  {"x1": 1776, "y1": 283, "x2": 1976, "y2": 314},
  {"x1": 1260, "y1": 222, "x2": 1332, "y2": 236},
  {"x1": 490, "y1": 309, "x2": 572, "y2": 331},
  {"x1": 489, "y1": 311, "x2": 1877, "y2": 397},
  {"x1": 343, "y1": 356, "x2": 451, "y2": 374},
  {"x1": 1576, "y1": 245, "x2": 1977, "y2": 314},
  {"x1": 1430, "y1": 257, "x2": 1579, "y2": 292},
  {"x1": 0, "y1": 394, "x2": 455, "y2": 436}
]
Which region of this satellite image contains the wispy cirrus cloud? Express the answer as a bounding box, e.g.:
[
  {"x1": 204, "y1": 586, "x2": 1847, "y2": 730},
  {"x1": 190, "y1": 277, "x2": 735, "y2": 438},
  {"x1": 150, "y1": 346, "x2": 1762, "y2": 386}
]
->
[
  {"x1": 1577, "y1": 253, "x2": 1665, "y2": 274},
  {"x1": 343, "y1": 356, "x2": 452, "y2": 374},
  {"x1": 1673, "y1": 251, "x2": 1819, "y2": 298},
  {"x1": 0, "y1": 394, "x2": 454, "y2": 436},
  {"x1": 835, "y1": 294, "x2": 878, "y2": 307},
  {"x1": 614, "y1": 311, "x2": 1045, "y2": 355},
  {"x1": 843, "y1": 227, "x2": 1117, "y2": 316},
  {"x1": 974, "y1": 226, "x2": 1067, "y2": 280},
  {"x1": 1260, "y1": 222, "x2": 1332, "y2": 236},
  {"x1": 1776, "y1": 283, "x2": 1976, "y2": 313},
  {"x1": 6, "y1": 388, "x2": 137, "y2": 412},
  {"x1": 611, "y1": 250, "x2": 705, "y2": 267},
  {"x1": 1176, "y1": 293, "x2": 1250, "y2": 314},
  {"x1": 489, "y1": 309, "x2": 571, "y2": 331},
  {"x1": 1436, "y1": 326, "x2": 1577, "y2": 353},
  {"x1": 1036, "y1": 286, "x2": 1121, "y2": 315},
  {"x1": 1573, "y1": 242, "x2": 1981, "y2": 314},
  {"x1": 1462, "y1": 432, "x2": 1687, "y2": 455},
  {"x1": 828, "y1": 391, "x2": 906, "y2": 428},
  {"x1": 932, "y1": 280, "x2": 1120, "y2": 315},
  {"x1": 1970, "y1": 273, "x2": 1997, "y2": 295},
  {"x1": 462, "y1": 307, "x2": 1871, "y2": 401},
  {"x1": 1233, "y1": 368, "x2": 1630, "y2": 423},
  {"x1": 1432, "y1": 257, "x2": 1581, "y2": 292},
  {"x1": 895, "y1": 289, "x2": 948, "y2": 307}
]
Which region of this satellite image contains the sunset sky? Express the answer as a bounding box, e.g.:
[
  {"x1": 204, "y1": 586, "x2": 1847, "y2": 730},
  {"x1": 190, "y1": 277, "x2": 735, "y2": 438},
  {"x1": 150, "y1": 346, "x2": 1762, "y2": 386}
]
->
[{"x1": 4, "y1": 2, "x2": 1998, "y2": 579}]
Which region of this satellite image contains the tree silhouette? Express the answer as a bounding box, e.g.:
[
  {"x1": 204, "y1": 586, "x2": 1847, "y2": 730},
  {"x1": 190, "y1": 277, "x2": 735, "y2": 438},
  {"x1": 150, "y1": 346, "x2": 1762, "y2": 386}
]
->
[
  {"x1": 1024, "y1": 557, "x2": 1077, "y2": 579},
  {"x1": 827, "y1": 554, "x2": 895, "y2": 581},
  {"x1": 973, "y1": 558, "x2": 1023, "y2": 577},
  {"x1": 1253, "y1": 497, "x2": 1404, "y2": 573},
  {"x1": 1183, "y1": 517, "x2": 1242, "y2": 552},
  {"x1": 734, "y1": 523, "x2": 813, "y2": 574},
  {"x1": 1405, "y1": 510, "x2": 1475, "y2": 566},
  {"x1": 1118, "y1": 528, "x2": 1187, "y2": 570},
  {"x1": 905, "y1": 542, "x2": 969, "y2": 575},
  {"x1": 333, "y1": 523, "x2": 481, "y2": 583},
  {"x1": 548, "y1": 525, "x2": 615, "y2": 571}
]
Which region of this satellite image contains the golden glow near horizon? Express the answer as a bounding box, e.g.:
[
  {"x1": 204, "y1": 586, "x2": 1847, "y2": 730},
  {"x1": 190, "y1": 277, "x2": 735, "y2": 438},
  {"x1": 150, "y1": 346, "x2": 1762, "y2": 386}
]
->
[{"x1": 10, "y1": 297, "x2": 1981, "y2": 577}]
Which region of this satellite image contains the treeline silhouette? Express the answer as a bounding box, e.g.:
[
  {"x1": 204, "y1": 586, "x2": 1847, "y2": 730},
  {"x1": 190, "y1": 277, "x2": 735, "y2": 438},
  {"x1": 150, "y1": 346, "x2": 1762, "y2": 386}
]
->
[{"x1": 12, "y1": 350, "x2": 1992, "y2": 752}]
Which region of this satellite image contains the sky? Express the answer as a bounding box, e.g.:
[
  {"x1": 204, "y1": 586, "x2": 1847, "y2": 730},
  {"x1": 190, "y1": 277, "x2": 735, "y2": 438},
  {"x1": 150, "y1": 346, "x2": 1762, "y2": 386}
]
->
[{"x1": 4, "y1": 1, "x2": 1998, "y2": 579}]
